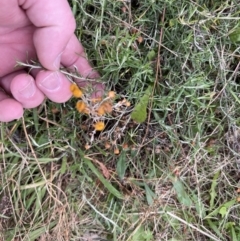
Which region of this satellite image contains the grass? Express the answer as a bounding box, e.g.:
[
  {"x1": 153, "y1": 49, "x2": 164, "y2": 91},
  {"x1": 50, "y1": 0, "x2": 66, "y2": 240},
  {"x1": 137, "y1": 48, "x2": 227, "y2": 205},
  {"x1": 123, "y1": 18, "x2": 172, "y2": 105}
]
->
[{"x1": 1, "y1": 0, "x2": 240, "y2": 240}]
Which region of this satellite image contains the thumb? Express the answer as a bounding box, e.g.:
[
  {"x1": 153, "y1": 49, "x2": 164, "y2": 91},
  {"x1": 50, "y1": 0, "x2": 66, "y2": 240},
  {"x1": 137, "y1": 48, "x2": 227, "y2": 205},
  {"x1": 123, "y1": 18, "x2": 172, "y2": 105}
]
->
[{"x1": 20, "y1": 0, "x2": 76, "y2": 70}]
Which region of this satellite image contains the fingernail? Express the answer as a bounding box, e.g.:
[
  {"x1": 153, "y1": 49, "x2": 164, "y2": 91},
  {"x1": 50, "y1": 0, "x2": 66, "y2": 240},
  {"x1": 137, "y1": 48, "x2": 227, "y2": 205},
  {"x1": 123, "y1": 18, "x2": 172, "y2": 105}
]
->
[
  {"x1": 53, "y1": 53, "x2": 62, "y2": 69},
  {"x1": 40, "y1": 72, "x2": 61, "y2": 91},
  {"x1": 18, "y1": 77, "x2": 36, "y2": 98}
]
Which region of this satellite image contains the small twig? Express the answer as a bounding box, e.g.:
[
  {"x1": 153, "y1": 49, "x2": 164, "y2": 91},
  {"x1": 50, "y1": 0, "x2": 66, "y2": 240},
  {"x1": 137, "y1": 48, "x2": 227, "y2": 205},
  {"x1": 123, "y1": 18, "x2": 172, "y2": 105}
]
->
[
  {"x1": 166, "y1": 211, "x2": 221, "y2": 241},
  {"x1": 16, "y1": 60, "x2": 100, "y2": 83},
  {"x1": 39, "y1": 117, "x2": 70, "y2": 131},
  {"x1": 82, "y1": 194, "x2": 119, "y2": 228}
]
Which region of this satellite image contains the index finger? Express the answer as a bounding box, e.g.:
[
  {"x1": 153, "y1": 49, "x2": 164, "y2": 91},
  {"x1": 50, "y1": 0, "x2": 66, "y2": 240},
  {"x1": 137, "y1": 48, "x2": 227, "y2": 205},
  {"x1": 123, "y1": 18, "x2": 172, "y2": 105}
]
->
[{"x1": 19, "y1": 0, "x2": 76, "y2": 70}]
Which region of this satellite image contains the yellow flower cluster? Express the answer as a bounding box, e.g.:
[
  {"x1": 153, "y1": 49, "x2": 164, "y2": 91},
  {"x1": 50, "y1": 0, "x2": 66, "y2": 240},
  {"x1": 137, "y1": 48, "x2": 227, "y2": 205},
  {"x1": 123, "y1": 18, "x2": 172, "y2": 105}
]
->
[
  {"x1": 70, "y1": 83, "x2": 117, "y2": 132},
  {"x1": 76, "y1": 101, "x2": 89, "y2": 115},
  {"x1": 70, "y1": 83, "x2": 132, "y2": 154}
]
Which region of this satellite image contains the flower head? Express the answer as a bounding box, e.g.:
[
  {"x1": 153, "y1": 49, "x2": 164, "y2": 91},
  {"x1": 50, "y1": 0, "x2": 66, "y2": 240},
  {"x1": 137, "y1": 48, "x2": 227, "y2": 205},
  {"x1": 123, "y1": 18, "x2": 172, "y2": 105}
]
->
[
  {"x1": 108, "y1": 91, "x2": 116, "y2": 99},
  {"x1": 94, "y1": 121, "x2": 105, "y2": 131},
  {"x1": 76, "y1": 101, "x2": 88, "y2": 114},
  {"x1": 91, "y1": 97, "x2": 102, "y2": 103},
  {"x1": 70, "y1": 83, "x2": 83, "y2": 98},
  {"x1": 97, "y1": 105, "x2": 106, "y2": 116},
  {"x1": 97, "y1": 101, "x2": 113, "y2": 116}
]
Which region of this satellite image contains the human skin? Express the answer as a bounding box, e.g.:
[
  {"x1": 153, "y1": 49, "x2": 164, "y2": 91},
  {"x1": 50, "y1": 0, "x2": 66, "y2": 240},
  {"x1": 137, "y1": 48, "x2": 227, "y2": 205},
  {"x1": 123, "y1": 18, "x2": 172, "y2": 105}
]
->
[{"x1": 0, "y1": 0, "x2": 101, "y2": 122}]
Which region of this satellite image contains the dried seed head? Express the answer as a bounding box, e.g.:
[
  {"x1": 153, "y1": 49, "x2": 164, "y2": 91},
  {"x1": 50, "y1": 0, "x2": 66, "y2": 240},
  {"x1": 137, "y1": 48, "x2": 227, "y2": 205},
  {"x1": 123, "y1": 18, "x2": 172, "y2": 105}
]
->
[
  {"x1": 125, "y1": 101, "x2": 131, "y2": 107},
  {"x1": 76, "y1": 101, "x2": 87, "y2": 113},
  {"x1": 51, "y1": 107, "x2": 59, "y2": 114},
  {"x1": 80, "y1": 124, "x2": 88, "y2": 131},
  {"x1": 102, "y1": 101, "x2": 113, "y2": 114},
  {"x1": 97, "y1": 101, "x2": 113, "y2": 116},
  {"x1": 137, "y1": 36, "x2": 144, "y2": 43},
  {"x1": 121, "y1": 6, "x2": 127, "y2": 13},
  {"x1": 97, "y1": 105, "x2": 106, "y2": 116},
  {"x1": 122, "y1": 143, "x2": 129, "y2": 149},
  {"x1": 85, "y1": 143, "x2": 91, "y2": 150},
  {"x1": 121, "y1": 98, "x2": 131, "y2": 107},
  {"x1": 105, "y1": 142, "x2": 111, "y2": 149},
  {"x1": 108, "y1": 91, "x2": 116, "y2": 99},
  {"x1": 91, "y1": 97, "x2": 102, "y2": 103},
  {"x1": 114, "y1": 148, "x2": 120, "y2": 155}
]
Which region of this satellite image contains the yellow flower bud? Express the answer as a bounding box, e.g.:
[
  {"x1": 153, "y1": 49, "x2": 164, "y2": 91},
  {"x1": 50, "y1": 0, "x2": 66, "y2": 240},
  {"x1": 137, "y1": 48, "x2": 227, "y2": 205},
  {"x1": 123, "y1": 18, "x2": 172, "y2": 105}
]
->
[
  {"x1": 108, "y1": 91, "x2": 116, "y2": 99},
  {"x1": 94, "y1": 121, "x2": 105, "y2": 131},
  {"x1": 76, "y1": 101, "x2": 87, "y2": 113},
  {"x1": 70, "y1": 83, "x2": 83, "y2": 98}
]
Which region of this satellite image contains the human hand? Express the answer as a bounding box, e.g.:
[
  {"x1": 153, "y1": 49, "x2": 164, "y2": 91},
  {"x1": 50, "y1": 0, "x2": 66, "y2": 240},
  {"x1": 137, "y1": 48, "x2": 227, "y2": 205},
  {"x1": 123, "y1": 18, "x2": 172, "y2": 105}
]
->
[{"x1": 0, "y1": 0, "x2": 101, "y2": 122}]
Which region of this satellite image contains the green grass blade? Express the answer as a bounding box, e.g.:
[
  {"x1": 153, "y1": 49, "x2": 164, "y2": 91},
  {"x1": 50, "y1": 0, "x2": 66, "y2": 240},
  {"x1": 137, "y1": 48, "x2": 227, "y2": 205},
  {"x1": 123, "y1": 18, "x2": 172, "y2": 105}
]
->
[
  {"x1": 144, "y1": 183, "x2": 156, "y2": 206},
  {"x1": 209, "y1": 171, "x2": 220, "y2": 210},
  {"x1": 206, "y1": 219, "x2": 224, "y2": 239},
  {"x1": 205, "y1": 199, "x2": 236, "y2": 218},
  {"x1": 83, "y1": 157, "x2": 123, "y2": 199},
  {"x1": 171, "y1": 177, "x2": 192, "y2": 207},
  {"x1": 116, "y1": 150, "x2": 127, "y2": 180},
  {"x1": 24, "y1": 221, "x2": 57, "y2": 241}
]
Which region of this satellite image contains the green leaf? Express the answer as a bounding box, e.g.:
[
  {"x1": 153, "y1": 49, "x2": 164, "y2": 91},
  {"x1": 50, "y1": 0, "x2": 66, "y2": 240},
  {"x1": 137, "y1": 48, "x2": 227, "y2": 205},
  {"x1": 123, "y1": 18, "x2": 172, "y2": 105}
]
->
[
  {"x1": 230, "y1": 226, "x2": 238, "y2": 241},
  {"x1": 171, "y1": 177, "x2": 192, "y2": 207},
  {"x1": 229, "y1": 28, "x2": 240, "y2": 43},
  {"x1": 60, "y1": 157, "x2": 67, "y2": 174},
  {"x1": 225, "y1": 222, "x2": 237, "y2": 241},
  {"x1": 27, "y1": 221, "x2": 57, "y2": 241},
  {"x1": 225, "y1": 222, "x2": 235, "y2": 229},
  {"x1": 206, "y1": 219, "x2": 224, "y2": 239},
  {"x1": 169, "y1": 18, "x2": 178, "y2": 27},
  {"x1": 35, "y1": 187, "x2": 47, "y2": 218},
  {"x1": 190, "y1": 191, "x2": 206, "y2": 218},
  {"x1": 116, "y1": 151, "x2": 127, "y2": 180},
  {"x1": 206, "y1": 199, "x2": 236, "y2": 218},
  {"x1": 131, "y1": 86, "x2": 152, "y2": 123},
  {"x1": 83, "y1": 157, "x2": 123, "y2": 199},
  {"x1": 219, "y1": 206, "x2": 227, "y2": 218},
  {"x1": 147, "y1": 50, "x2": 156, "y2": 61},
  {"x1": 144, "y1": 183, "x2": 156, "y2": 206},
  {"x1": 209, "y1": 171, "x2": 220, "y2": 210},
  {"x1": 131, "y1": 226, "x2": 153, "y2": 241}
]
